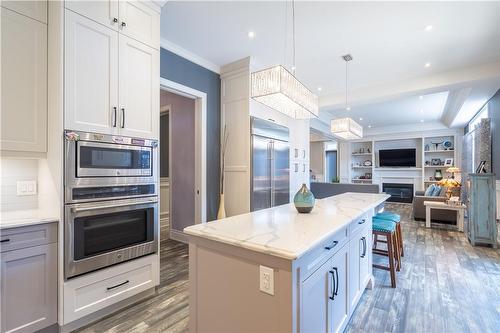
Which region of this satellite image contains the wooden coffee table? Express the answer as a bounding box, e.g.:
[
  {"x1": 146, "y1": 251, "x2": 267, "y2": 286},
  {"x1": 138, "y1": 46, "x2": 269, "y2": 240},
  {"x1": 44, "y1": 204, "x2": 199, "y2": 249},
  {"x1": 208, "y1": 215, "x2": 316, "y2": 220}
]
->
[{"x1": 423, "y1": 201, "x2": 466, "y2": 231}]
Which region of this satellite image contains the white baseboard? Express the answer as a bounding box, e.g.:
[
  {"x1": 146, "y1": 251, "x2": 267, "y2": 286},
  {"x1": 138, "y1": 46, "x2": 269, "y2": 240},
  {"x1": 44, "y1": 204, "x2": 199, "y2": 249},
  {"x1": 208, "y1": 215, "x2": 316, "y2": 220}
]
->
[{"x1": 169, "y1": 229, "x2": 188, "y2": 243}]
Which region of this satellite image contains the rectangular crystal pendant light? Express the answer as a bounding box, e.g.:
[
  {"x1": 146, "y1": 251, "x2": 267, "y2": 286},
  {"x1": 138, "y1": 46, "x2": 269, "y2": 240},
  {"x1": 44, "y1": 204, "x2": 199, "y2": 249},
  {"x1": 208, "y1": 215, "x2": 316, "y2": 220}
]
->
[
  {"x1": 330, "y1": 117, "x2": 363, "y2": 140},
  {"x1": 251, "y1": 65, "x2": 319, "y2": 119}
]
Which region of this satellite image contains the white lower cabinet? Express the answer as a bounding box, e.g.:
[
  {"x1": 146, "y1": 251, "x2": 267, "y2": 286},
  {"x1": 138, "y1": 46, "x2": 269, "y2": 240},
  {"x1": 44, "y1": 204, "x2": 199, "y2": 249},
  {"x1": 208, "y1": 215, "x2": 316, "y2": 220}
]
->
[
  {"x1": 0, "y1": 223, "x2": 57, "y2": 333},
  {"x1": 300, "y1": 216, "x2": 372, "y2": 333},
  {"x1": 63, "y1": 254, "x2": 159, "y2": 324}
]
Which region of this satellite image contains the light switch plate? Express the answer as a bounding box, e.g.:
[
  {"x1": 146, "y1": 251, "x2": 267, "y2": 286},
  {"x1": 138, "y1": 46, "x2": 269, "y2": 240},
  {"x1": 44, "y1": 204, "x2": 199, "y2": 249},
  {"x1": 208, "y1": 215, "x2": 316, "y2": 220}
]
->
[
  {"x1": 259, "y1": 265, "x2": 274, "y2": 295},
  {"x1": 16, "y1": 180, "x2": 37, "y2": 196}
]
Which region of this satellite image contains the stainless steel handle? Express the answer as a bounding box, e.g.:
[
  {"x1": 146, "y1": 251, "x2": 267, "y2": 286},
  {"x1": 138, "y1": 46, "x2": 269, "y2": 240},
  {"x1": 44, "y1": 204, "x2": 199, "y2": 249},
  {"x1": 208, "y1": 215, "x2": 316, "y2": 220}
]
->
[
  {"x1": 360, "y1": 237, "x2": 366, "y2": 258},
  {"x1": 358, "y1": 219, "x2": 366, "y2": 225},
  {"x1": 324, "y1": 240, "x2": 338, "y2": 250},
  {"x1": 121, "y1": 108, "x2": 125, "y2": 128},
  {"x1": 329, "y1": 270, "x2": 335, "y2": 300},
  {"x1": 0, "y1": 239, "x2": 10, "y2": 243},
  {"x1": 71, "y1": 200, "x2": 155, "y2": 213}
]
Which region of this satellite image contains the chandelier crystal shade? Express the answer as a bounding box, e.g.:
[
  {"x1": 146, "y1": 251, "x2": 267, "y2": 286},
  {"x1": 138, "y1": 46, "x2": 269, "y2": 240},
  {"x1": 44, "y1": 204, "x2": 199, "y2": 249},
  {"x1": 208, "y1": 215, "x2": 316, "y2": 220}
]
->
[
  {"x1": 251, "y1": 65, "x2": 319, "y2": 119},
  {"x1": 331, "y1": 117, "x2": 363, "y2": 140}
]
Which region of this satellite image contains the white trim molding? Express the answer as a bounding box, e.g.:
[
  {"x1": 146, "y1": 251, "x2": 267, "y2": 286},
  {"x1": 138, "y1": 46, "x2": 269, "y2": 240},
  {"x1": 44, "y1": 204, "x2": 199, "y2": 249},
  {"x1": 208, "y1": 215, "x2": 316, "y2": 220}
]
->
[
  {"x1": 160, "y1": 38, "x2": 220, "y2": 74},
  {"x1": 496, "y1": 180, "x2": 500, "y2": 220}
]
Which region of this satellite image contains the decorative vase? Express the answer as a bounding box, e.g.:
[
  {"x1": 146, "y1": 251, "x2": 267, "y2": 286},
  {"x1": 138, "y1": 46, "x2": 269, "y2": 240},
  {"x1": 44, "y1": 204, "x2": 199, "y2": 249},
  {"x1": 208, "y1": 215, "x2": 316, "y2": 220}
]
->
[
  {"x1": 217, "y1": 193, "x2": 226, "y2": 219},
  {"x1": 294, "y1": 184, "x2": 315, "y2": 213},
  {"x1": 434, "y1": 169, "x2": 443, "y2": 181}
]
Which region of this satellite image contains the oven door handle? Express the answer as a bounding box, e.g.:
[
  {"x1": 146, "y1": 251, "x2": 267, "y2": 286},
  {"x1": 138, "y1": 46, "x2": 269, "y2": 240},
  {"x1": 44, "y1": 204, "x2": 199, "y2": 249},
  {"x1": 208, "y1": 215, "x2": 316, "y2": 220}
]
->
[{"x1": 71, "y1": 201, "x2": 156, "y2": 213}]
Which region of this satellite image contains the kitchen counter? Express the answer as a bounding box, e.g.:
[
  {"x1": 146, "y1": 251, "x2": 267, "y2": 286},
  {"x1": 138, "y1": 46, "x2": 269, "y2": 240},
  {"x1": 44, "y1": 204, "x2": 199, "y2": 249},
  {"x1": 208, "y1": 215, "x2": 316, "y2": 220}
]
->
[
  {"x1": 184, "y1": 192, "x2": 389, "y2": 260},
  {"x1": 0, "y1": 209, "x2": 59, "y2": 229}
]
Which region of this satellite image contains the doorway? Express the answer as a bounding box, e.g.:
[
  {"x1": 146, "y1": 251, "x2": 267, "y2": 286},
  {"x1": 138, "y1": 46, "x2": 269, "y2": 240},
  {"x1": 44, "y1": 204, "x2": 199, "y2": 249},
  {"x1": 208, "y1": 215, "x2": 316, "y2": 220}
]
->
[{"x1": 159, "y1": 78, "x2": 207, "y2": 243}]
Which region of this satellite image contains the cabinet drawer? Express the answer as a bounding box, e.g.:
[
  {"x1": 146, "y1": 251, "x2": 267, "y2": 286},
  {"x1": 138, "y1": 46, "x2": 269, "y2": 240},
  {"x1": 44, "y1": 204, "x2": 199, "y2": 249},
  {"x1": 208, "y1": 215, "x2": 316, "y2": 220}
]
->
[
  {"x1": 63, "y1": 254, "x2": 159, "y2": 323},
  {"x1": 350, "y1": 213, "x2": 371, "y2": 236},
  {"x1": 1, "y1": 222, "x2": 57, "y2": 252},
  {"x1": 299, "y1": 226, "x2": 348, "y2": 281}
]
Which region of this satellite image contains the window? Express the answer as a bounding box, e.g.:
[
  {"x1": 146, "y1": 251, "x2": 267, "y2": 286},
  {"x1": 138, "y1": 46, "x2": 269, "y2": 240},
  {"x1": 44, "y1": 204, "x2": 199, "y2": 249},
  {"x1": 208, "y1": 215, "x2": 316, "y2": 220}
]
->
[{"x1": 325, "y1": 150, "x2": 338, "y2": 182}]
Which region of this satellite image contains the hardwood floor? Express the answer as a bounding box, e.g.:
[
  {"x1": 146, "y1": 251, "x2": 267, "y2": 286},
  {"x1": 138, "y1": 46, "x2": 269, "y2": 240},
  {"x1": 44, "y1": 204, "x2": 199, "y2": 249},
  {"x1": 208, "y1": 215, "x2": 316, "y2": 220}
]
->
[{"x1": 77, "y1": 203, "x2": 500, "y2": 333}]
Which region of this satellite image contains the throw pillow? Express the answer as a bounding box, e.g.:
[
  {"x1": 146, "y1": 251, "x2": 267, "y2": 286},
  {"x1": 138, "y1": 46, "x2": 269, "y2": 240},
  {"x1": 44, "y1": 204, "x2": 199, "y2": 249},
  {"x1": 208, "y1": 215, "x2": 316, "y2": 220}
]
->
[
  {"x1": 432, "y1": 185, "x2": 442, "y2": 196},
  {"x1": 424, "y1": 184, "x2": 435, "y2": 196}
]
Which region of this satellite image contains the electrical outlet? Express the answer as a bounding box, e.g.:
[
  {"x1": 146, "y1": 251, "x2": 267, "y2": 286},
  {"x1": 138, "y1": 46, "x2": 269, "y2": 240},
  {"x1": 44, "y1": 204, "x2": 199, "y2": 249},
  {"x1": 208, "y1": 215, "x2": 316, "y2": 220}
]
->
[
  {"x1": 259, "y1": 265, "x2": 274, "y2": 295},
  {"x1": 16, "y1": 180, "x2": 37, "y2": 196}
]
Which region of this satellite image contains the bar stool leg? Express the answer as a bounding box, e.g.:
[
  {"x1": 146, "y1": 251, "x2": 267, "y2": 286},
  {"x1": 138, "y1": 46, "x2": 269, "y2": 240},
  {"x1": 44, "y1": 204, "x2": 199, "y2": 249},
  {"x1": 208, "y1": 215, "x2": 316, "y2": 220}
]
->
[
  {"x1": 387, "y1": 233, "x2": 396, "y2": 288},
  {"x1": 397, "y1": 222, "x2": 404, "y2": 257},
  {"x1": 393, "y1": 229, "x2": 401, "y2": 272}
]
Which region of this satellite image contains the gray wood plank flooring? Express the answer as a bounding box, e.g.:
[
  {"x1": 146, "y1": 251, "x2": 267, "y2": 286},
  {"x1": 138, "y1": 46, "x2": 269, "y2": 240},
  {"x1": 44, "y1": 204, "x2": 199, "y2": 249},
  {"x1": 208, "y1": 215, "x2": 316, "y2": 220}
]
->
[{"x1": 76, "y1": 203, "x2": 500, "y2": 333}]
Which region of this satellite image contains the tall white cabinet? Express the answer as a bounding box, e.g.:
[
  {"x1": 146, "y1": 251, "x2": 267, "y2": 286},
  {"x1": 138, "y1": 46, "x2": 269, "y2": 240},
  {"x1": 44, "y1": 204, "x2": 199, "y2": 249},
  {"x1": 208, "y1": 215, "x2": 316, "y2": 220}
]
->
[
  {"x1": 1, "y1": 3, "x2": 48, "y2": 152},
  {"x1": 64, "y1": 1, "x2": 159, "y2": 139}
]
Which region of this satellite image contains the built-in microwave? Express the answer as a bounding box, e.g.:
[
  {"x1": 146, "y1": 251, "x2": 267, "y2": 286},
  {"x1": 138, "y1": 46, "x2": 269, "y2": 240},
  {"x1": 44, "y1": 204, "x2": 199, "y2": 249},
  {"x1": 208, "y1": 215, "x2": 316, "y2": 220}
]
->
[{"x1": 64, "y1": 130, "x2": 158, "y2": 203}]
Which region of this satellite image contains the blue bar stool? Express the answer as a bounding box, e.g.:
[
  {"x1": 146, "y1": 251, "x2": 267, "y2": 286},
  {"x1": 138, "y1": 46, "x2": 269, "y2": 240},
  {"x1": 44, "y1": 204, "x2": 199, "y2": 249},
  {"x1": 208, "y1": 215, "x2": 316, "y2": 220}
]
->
[
  {"x1": 375, "y1": 211, "x2": 404, "y2": 258},
  {"x1": 372, "y1": 218, "x2": 398, "y2": 288}
]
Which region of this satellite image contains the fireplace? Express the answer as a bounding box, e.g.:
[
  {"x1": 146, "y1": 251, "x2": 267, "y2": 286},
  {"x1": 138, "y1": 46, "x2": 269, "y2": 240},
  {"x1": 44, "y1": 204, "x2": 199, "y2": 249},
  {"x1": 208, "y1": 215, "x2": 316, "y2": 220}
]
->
[{"x1": 382, "y1": 183, "x2": 414, "y2": 203}]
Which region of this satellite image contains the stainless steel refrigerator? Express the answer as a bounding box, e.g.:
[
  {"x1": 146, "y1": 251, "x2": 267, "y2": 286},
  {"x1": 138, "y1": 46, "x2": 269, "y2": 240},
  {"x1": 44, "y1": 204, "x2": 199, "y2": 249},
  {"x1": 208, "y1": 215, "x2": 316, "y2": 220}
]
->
[{"x1": 251, "y1": 117, "x2": 290, "y2": 211}]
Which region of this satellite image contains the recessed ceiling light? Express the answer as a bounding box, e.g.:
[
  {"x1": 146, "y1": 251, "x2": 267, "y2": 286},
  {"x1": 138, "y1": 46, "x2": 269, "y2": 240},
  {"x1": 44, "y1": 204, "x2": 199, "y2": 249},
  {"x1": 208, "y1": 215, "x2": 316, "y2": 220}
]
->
[
  {"x1": 317, "y1": 86, "x2": 322, "y2": 92},
  {"x1": 420, "y1": 119, "x2": 424, "y2": 123},
  {"x1": 420, "y1": 109, "x2": 424, "y2": 113},
  {"x1": 291, "y1": 65, "x2": 296, "y2": 72},
  {"x1": 247, "y1": 31, "x2": 255, "y2": 39},
  {"x1": 425, "y1": 25, "x2": 433, "y2": 32},
  {"x1": 346, "y1": 106, "x2": 351, "y2": 111},
  {"x1": 424, "y1": 62, "x2": 431, "y2": 68},
  {"x1": 359, "y1": 117, "x2": 363, "y2": 121},
  {"x1": 368, "y1": 125, "x2": 372, "y2": 128},
  {"x1": 419, "y1": 95, "x2": 423, "y2": 100}
]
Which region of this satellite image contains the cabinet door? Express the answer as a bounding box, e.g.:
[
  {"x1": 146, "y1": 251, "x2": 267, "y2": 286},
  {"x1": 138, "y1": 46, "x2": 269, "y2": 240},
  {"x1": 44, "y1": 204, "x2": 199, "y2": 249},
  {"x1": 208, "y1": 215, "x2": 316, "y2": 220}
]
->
[
  {"x1": 300, "y1": 259, "x2": 333, "y2": 333},
  {"x1": 1, "y1": 243, "x2": 57, "y2": 333},
  {"x1": 1, "y1": 0, "x2": 47, "y2": 23},
  {"x1": 65, "y1": 0, "x2": 119, "y2": 30},
  {"x1": 359, "y1": 226, "x2": 372, "y2": 289},
  {"x1": 119, "y1": 1, "x2": 159, "y2": 49},
  {"x1": 1, "y1": 8, "x2": 47, "y2": 152},
  {"x1": 348, "y1": 234, "x2": 361, "y2": 312},
  {"x1": 65, "y1": 9, "x2": 119, "y2": 134},
  {"x1": 118, "y1": 34, "x2": 159, "y2": 139},
  {"x1": 331, "y1": 245, "x2": 349, "y2": 333}
]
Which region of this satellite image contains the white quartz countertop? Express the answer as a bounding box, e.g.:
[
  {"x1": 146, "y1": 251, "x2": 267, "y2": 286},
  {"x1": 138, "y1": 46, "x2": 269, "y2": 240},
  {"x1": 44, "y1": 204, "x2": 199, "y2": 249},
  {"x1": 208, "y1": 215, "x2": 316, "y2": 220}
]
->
[
  {"x1": 184, "y1": 192, "x2": 390, "y2": 260},
  {"x1": 0, "y1": 209, "x2": 59, "y2": 229}
]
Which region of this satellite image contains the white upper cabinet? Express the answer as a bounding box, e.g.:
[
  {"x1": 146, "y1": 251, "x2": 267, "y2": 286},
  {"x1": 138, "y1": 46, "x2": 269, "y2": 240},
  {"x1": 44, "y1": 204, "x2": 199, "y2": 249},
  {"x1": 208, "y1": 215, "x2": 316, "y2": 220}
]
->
[
  {"x1": 118, "y1": 1, "x2": 160, "y2": 49},
  {"x1": 118, "y1": 35, "x2": 159, "y2": 138},
  {"x1": 1, "y1": 0, "x2": 47, "y2": 23},
  {"x1": 1, "y1": 7, "x2": 47, "y2": 152},
  {"x1": 65, "y1": 0, "x2": 119, "y2": 30},
  {"x1": 64, "y1": 10, "x2": 119, "y2": 135}
]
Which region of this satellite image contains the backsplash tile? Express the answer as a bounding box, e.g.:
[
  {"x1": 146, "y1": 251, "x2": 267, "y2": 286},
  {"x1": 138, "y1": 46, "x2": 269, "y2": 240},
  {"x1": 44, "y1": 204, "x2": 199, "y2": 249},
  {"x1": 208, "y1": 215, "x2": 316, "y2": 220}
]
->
[{"x1": 0, "y1": 158, "x2": 38, "y2": 211}]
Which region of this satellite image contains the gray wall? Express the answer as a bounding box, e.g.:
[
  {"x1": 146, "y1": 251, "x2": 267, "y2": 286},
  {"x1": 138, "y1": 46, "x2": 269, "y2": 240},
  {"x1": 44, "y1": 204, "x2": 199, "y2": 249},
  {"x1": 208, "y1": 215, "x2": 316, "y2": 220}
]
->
[
  {"x1": 488, "y1": 89, "x2": 500, "y2": 180},
  {"x1": 160, "y1": 48, "x2": 221, "y2": 221},
  {"x1": 159, "y1": 113, "x2": 169, "y2": 177}
]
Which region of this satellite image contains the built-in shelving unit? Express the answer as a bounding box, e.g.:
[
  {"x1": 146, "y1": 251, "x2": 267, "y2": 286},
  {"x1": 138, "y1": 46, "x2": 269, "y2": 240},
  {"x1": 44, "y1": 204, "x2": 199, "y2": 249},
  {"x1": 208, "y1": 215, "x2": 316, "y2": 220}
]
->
[
  {"x1": 423, "y1": 135, "x2": 457, "y2": 186},
  {"x1": 350, "y1": 141, "x2": 374, "y2": 184}
]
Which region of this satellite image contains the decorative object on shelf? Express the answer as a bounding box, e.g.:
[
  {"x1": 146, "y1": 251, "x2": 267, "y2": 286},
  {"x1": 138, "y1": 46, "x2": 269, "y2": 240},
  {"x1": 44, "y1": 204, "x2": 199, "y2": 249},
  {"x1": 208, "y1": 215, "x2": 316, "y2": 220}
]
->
[
  {"x1": 431, "y1": 158, "x2": 442, "y2": 166},
  {"x1": 331, "y1": 117, "x2": 363, "y2": 140},
  {"x1": 366, "y1": 148, "x2": 371, "y2": 153},
  {"x1": 425, "y1": 160, "x2": 430, "y2": 166},
  {"x1": 363, "y1": 160, "x2": 372, "y2": 166},
  {"x1": 359, "y1": 147, "x2": 365, "y2": 154},
  {"x1": 475, "y1": 160, "x2": 487, "y2": 173},
  {"x1": 365, "y1": 172, "x2": 372, "y2": 179},
  {"x1": 431, "y1": 141, "x2": 441, "y2": 151},
  {"x1": 424, "y1": 144, "x2": 430, "y2": 151},
  {"x1": 446, "y1": 166, "x2": 460, "y2": 179},
  {"x1": 442, "y1": 140, "x2": 453, "y2": 150},
  {"x1": 429, "y1": 176, "x2": 435, "y2": 181},
  {"x1": 438, "y1": 178, "x2": 461, "y2": 199},
  {"x1": 354, "y1": 162, "x2": 360, "y2": 167},
  {"x1": 444, "y1": 158, "x2": 454, "y2": 167},
  {"x1": 293, "y1": 183, "x2": 315, "y2": 213},
  {"x1": 250, "y1": 1, "x2": 318, "y2": 119},
  {"x1": 217, "y1": 125, "x2": 229, "y2": 219},
  {"x1": 434, "y1": 169, "x2": 443, "y2": 181}
]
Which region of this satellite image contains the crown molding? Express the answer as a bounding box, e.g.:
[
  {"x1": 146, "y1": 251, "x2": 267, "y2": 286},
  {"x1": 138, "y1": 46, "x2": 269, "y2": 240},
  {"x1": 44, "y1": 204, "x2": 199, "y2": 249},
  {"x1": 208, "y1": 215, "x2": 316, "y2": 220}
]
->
[{"x1": 160, "y1": 38, "x2": 220, "y2": 74}]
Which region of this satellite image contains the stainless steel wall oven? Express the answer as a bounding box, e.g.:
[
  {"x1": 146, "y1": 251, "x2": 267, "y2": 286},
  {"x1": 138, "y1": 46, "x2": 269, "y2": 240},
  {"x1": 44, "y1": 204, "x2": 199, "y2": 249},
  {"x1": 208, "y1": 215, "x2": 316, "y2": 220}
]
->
[{"x1": 64, "y1": 131, "x2": 159, "y2": 279}]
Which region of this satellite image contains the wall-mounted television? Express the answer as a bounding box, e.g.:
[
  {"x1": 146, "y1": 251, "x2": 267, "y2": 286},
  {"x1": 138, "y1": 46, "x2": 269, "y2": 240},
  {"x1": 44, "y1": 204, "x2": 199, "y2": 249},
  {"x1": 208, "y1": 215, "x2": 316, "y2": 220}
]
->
[{"x1": 379, "y1": 148, "x2": 416, "y2": 167}]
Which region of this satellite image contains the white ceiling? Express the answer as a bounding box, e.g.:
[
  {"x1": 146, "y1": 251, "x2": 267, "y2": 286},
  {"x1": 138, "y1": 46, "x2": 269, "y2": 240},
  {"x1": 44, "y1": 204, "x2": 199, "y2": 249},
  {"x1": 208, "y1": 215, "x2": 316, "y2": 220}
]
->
[{"x1": 161, "y1": 1, "x2": 500, "y2": 131}]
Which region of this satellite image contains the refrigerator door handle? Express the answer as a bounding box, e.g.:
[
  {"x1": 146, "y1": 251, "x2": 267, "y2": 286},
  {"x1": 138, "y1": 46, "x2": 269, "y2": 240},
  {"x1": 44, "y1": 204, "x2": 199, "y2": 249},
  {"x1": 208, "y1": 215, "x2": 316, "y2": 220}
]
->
[{"x1": 270, "y1": 140, "x2": 275, "y2": 207}]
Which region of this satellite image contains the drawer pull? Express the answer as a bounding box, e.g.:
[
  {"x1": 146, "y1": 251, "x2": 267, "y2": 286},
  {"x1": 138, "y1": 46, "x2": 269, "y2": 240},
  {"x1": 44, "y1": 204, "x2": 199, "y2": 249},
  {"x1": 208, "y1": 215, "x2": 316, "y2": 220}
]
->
[
  {"x1": 106, "y1": 280, "x2": 129, "y2": 291},
  {"x1": 358, "y1": 219, "x2": 366, "y2": 225},
  {"x1": 0, "y1": 239, "x2": 10, "y2": 243},
  {"x1": 324, "y1": 241, "x2": 338, "y2": 250}
]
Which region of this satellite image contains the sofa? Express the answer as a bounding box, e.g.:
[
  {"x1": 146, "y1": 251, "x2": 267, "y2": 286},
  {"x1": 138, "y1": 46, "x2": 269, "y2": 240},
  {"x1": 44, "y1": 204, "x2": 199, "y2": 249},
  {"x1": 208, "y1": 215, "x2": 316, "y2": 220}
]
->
[
  {"x1": 412, "y1": 190, "x2": 457, "y2": 223},
  {"x1": 310, "y1": 182, "x2": 379, "y2": 199}
]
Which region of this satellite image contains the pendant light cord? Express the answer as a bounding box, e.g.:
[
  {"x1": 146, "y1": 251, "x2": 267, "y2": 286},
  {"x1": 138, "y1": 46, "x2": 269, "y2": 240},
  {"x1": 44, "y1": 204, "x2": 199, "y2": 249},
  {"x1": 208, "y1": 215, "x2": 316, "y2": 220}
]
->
[{"x1": 345, "y1": 60, "x2": 348, "y2": 108}]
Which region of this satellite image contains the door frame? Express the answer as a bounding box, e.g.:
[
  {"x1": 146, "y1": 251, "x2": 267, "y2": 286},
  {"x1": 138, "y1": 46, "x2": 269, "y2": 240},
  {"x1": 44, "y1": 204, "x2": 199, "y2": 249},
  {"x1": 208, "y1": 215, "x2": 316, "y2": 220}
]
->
[{"x1": 160, "y1": 78, "x2": 207, "y2": 242}]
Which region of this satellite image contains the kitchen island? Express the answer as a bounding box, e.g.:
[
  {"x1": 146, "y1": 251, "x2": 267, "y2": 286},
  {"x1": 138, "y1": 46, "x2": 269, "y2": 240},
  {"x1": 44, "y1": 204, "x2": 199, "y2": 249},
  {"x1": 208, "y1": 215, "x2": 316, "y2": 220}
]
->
[{"x1": 184, "y1": 192, "x2": 390, "y2": 333}]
